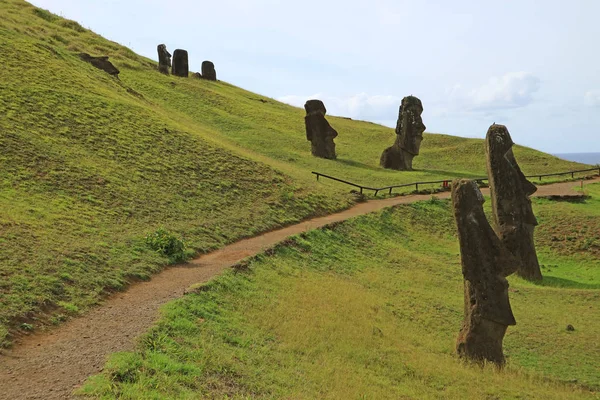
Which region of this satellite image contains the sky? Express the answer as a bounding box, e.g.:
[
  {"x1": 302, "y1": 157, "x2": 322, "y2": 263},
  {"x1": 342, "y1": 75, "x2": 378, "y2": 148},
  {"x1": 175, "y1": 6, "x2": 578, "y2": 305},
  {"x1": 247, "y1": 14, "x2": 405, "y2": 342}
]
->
[{"x1": 30, "y1": 0, "x2": 600, "y2": 153}]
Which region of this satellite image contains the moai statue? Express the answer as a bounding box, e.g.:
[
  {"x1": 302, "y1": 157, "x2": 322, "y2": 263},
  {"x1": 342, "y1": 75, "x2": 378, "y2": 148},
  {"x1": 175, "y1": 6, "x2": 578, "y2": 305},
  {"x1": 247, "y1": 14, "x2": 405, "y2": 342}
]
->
[
  {"x1": 380, "y1": 96, "x2": 426, "y2": 170},
  {"x1": 452, "y1": 179, "x2": 519, "y2": 366},
  {"x1": 171, "y1": 49, "x2": 189, "y2": 77},
  {"x1": 78, "y1": 53, "x2": 120, "y2": 77},
  {"x1": 201, "y1": 61, "x2": 217, "y2": 81},
  {"x1": 304, "y1": 99, "x2": 338, "y2": 159},
  {"x1": 157, "y1": 44, "x2": 171, "y2": 75},
  {"x1": 486, "y1": 124, "x2": 542, "y2": 281}
]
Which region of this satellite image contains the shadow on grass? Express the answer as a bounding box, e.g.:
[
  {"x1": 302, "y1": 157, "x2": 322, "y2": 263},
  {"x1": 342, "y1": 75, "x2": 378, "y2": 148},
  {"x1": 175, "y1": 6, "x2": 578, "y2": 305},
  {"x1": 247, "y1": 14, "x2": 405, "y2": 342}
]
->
[
  {"x1": 335, "y1": 158, "x2": 382, "y2": 172},
  {"x1": 534, "y1": 276, "x2": 600, "y2": 289}
]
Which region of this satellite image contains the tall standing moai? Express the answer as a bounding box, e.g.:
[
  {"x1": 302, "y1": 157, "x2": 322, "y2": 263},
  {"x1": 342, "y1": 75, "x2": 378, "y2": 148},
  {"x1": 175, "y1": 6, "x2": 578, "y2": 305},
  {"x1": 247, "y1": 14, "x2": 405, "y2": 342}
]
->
[
  {"x1": 171, "y1": 49, "x2": 189, "y2": 77},
  {"x1": 486, "y1": 124, "x2": 542, "y2": 281},
  {"x1": 304, "y1": 99, "x2": 338, "y2": 160},
  {"x1": 452, "y1": 179, "x2": 519, "y2": 366},
  {"x1": 201, "y1": 61, "x2": 217, "y2": 81},
  {"x1": 157, "y1": 44, "x2": 172, "y2": 75},
  {"x1": 380, "y1": 96, "x2": 426, "y2": 170}
]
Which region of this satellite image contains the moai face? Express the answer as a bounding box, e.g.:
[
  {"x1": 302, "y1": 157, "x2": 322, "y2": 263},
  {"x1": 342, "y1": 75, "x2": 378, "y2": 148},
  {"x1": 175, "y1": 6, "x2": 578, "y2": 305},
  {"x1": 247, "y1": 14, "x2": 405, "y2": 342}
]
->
[
  {"x1": 486, "y1": 124, "x2": 537, "y2": 197},
  {"x1": 157, "y1": 44, "x2": 172, "y2": 67},
  {"x1": 397, "y1": 96, "x2": 426, "y2": 155}
]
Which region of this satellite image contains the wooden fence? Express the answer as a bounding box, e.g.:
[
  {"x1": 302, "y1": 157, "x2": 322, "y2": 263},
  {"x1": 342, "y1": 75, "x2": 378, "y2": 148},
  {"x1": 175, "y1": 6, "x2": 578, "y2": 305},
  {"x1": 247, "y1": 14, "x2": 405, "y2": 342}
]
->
[{"x1": 312, "y1": 166, "x2": 600, "y2": 196}]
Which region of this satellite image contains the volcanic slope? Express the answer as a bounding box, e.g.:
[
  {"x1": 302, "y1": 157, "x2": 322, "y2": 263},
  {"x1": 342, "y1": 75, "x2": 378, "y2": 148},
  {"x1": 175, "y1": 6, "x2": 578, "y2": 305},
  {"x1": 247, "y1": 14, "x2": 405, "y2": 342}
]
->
[{"x1": 0, "y1": 0, "x2": 588, "y2": 344}]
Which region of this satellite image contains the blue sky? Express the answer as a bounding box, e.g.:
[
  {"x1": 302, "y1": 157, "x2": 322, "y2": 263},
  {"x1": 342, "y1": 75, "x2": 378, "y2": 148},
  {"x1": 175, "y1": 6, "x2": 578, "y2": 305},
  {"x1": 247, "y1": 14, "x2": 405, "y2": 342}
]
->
[{"x1": 31, "y1": 0, "x2": 600, "y2": 153}]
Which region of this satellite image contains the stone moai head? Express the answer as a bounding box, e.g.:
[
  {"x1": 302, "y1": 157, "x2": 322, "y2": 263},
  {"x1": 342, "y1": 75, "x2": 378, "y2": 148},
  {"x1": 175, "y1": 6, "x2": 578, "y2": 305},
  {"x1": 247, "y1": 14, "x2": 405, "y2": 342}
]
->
[
  {"x1": 201, "y1": 61, "x2": 217, "y2": 81},
  {"x1": 304, "y1": 99, "x2": 337, "y2": 159},
  {"x1": 157, "y1": 44, "x2": 172, "y2": 67},
  {"x1": 486, "y1": 124, "x2": 537, "y2": 197},
  {"x1": 171, "y1": 49, "x2": 189, "y2": 77},
  {"x1": 396, "y1": 96, "x2": 426, "y2": 155}
]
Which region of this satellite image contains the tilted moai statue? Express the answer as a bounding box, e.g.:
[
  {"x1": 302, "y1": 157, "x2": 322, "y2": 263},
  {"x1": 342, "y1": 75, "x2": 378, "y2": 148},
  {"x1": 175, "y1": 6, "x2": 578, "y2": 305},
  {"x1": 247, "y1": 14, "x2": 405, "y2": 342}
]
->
[
  {"x1": 486, "y1": 124, "x2": 542, "y2": 281},
  {"x1": 452, "y1": 179, "x2": 519, "y2": 366},
  {"x1": 157, "y1": 44, "x2": 172, "y2": 75},
  {"x1": 380, "y1": 96, "x2": 426, "y2": 170},
  {"x1": 304, "y1": 99, "x2": 338, "y2": 159},
  {"x1": 171, "y1": 49, "x2": 189, "y2": 77},
  {"x1": 78, "y1": 53, "x2": 120, "y2": 77},
  {"x1": 201, "y1": 61, "x2": 217, "y2": 81}
]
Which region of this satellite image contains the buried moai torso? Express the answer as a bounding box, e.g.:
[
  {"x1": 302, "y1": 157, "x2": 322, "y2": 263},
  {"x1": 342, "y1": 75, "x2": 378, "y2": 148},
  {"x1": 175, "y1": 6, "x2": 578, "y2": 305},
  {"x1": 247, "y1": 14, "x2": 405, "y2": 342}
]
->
[
  {"x1": 486, "y1": 124, "x2": 542, "y2": 281},
  {"x1": 171, "y1": 49, "x2": 189, "y2": 77},
  {"x1": 452, "y1": 179, "x2": 518, "y2": 365},
  {"x1": 157, "y1": 44, "x2": 172, "y2": 75},
  {"x1": 380, "y1": 96, "x2": 425, "y2": 170},
  {"x1": 304, "y1": 100, "x2": 338, "y2": 159},
  {"x1": 201, "y1": 61, "x2": 217, "y2": 81}
]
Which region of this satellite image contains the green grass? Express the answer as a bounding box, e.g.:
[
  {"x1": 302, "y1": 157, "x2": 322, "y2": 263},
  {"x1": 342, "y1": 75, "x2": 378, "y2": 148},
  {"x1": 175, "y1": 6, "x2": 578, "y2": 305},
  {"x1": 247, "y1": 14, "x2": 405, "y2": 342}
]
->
[
  {"x1": 0, "y1": 0, "x2": 592, "y2": 345},
  {"x1": 80, "y1": 185, "x2": 600, "y2": 399}
]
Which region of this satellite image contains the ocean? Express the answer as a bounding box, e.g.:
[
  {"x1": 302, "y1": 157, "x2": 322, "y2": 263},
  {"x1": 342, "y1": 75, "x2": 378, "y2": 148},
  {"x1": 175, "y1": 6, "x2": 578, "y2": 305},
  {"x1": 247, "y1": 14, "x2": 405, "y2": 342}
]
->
[{"x1": 554, "y1": 152, "x2": 600, "y2": 165}]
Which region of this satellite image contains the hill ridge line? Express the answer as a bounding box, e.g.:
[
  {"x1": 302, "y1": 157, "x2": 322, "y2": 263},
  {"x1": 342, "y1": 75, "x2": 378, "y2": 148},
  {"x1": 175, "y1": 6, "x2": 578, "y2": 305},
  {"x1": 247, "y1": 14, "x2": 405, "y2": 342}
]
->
[{"x1": 0, "y1": 177, "x2": 598, "y2": 400}]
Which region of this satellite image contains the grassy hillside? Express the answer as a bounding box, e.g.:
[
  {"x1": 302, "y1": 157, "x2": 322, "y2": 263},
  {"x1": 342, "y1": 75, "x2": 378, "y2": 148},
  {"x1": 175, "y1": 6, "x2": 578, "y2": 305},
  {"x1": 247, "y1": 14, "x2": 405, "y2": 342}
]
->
[
  {"x1": 80, "y1": 184, "x2": 600, "y2": 399},
  {"x1": 0, "y1": 0, "x2": 590, "y2": 344}
]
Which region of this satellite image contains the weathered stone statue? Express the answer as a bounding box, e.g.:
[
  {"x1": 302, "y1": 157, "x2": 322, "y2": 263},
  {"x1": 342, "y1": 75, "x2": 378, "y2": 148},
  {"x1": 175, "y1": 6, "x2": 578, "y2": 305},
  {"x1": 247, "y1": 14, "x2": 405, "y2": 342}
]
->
[
  {"x1": 201, "y1": 61, "x2": 217, "y2": 81},
  {"x1": 78, "y1": 53, "x2": 120, "y2": 77},
  {"x1": 171, "y1": 49, "x2": 189, "y2": 77},
  {"x1": 304, "y1": 99, "x2": 338, "y2": 159},
  {"x1": 157, "y1": 44, "x2": 171, "y2": 75},
  {"x1": 380, "y1": 96, "x2": 425, "y2": 170},
  {"x1": 452, "y1": 179, "x2": 518, "y2": 366},
  {"x1": 486, "y1": 124, "x2": 542, "y2": 281}
]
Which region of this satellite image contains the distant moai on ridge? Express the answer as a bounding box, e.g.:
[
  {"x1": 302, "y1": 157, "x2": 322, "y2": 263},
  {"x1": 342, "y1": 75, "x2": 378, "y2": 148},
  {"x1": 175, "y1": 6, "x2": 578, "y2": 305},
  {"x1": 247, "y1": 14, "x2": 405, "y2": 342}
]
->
[
  {"x1": 452, "y1": 179, "x2": 519, "y2": 366},
  {"x1": 171, "y1": 49, "x2": 189, "y2": 77},
  {"x1": 486, "y1": 124, "x2": 542, "y2": 281},
  {"x1": 157, "y1": 44, "x2": 172, "y2": 75},
  {"x1": 201, "y1": 61, "x2": 217, "y2": 81},
  {"x1": 380, "y1": 95, "x2": 425, "y2": 171},
  {"x1": 304, "y1": 99, "x2": 338, "y2": 160}
]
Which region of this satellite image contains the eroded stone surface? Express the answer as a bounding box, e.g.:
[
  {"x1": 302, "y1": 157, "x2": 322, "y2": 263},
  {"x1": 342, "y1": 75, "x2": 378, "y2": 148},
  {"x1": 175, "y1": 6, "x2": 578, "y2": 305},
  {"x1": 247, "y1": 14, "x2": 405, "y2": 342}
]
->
[
  {"x1": 304, "y1": 99, "x2": 338, "y2": 159},
  {"x1": 79, "y1": 53, "x2": 119, "y2": 77},
  {"x1": 452, "y1": 179, "x2": 518, "y2": 365},
  {"x1": 201, "y1": 61, "x2": 217, "y2": 81},
  {"x1": 380, "y1": 96, "x2": 425, "y2": 170},
  {"x1": 157, "y1": 44, "x2": 171, "y2": 75},
  {"x1": 171, "y1": 49, "x2": 189, "y2": 77},
  {"x1": 486, "y1": 124, "x2": 542, "y2": 281}
]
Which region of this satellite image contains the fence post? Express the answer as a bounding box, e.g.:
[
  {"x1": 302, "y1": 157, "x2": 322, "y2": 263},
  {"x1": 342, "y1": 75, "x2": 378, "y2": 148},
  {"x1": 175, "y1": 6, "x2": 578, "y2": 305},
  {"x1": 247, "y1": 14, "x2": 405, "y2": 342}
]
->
[
  {"x1": 389, "y1": 188, "x2": 393, "y2": 195},
  {"x1": 571, "y1": 172, "x2": 574, "y2": 179},
  {"x1": 360, "y1": 187, "x2": 363, "y2": 194},
  {"x1": 415, "y1": 183, "x2": 419, "y2": 192},
  {"x1": 374, "y1": 190, "x2": 379, "y2": 196},
  {"x1": 539, "y1": 176, "x2": 542, "y2": 182}
]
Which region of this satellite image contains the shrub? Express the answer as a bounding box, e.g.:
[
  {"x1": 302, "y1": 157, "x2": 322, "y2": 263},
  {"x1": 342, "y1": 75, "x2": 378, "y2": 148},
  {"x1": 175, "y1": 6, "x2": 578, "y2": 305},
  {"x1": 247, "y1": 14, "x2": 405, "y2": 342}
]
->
[{"x1": 145, "y1": 228, "x2": 187, "y2": 263}]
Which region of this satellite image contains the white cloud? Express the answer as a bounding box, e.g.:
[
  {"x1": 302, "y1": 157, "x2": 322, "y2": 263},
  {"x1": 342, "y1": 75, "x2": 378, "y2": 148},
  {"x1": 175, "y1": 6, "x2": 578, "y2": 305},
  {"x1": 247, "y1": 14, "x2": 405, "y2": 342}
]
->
[
  {"x1": 277, "y1": 93, "x2": 401, "y2": 120},
  {"x1": 584, "y1": 91, "x2": 600, "y2": 107},
  {"x1": 447, "y1": 72, "x2": 541, "y2": 112}
]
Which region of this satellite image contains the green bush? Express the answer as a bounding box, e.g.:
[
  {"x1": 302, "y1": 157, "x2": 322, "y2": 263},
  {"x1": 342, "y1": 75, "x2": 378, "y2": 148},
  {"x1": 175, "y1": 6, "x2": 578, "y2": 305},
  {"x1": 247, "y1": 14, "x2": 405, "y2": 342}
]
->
[{"x1": 145, "y1": 228, "x2": 187, "y2": 263}]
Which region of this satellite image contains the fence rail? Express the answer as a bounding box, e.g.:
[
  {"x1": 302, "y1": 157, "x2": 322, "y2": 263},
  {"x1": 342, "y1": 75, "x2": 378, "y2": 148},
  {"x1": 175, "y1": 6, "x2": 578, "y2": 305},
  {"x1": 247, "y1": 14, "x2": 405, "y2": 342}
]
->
[{"x1": 312, "y1": 166, "x2": 600, "y2": 196}]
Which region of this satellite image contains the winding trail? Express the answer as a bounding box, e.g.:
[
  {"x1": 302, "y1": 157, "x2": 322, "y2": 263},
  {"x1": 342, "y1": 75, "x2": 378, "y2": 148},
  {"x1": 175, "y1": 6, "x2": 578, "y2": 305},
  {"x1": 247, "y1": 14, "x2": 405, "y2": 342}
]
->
[{"x1": 0, "y1": 177, "x2": 598, "y2": 399}]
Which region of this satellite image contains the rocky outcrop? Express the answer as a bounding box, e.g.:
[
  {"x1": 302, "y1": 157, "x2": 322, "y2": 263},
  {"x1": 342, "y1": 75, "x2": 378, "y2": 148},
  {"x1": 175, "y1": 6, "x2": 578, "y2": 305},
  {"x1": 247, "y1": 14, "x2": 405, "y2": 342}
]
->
[
  {"x1": 486, "y1": 124, "x2": 542, "y2": 281},
  {"x1": 380, "y1": 96, "x2": 425, "y2": 170},
  {"x1": 304, "y1": 99, "x2": 338, "y2": 159},
  {"x1": 201, "y1": 61, "x2": 217, "y2": 81},
  {"x1": 78, "y1": 53, "x2": 119, "y2": 77},
  {"x1": 157, "y1": 44, "x2": 171, "y2": 75},
  {"x1": 171, "y1": 49, "x2": 189, "y2": 77},
  {"x1": 452, "y1": 179, "x2": 518, "y2": 366}
]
